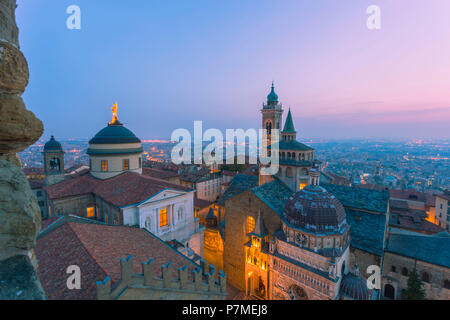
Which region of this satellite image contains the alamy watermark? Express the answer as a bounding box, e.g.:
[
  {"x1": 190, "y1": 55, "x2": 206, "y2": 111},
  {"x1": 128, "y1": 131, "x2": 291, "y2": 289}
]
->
[{"x1": 170, "y1": 121, "x2": 280, "y2": 176}]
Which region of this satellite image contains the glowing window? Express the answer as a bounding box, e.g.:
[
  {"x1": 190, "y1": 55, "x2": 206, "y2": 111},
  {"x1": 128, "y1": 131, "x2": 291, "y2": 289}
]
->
[
  {"x1": 87, "y1": 207, "x2": 95, "y2": 218},
  {"x1": 101, "y1": 160, "x2": 108, "y2": 172},
  {"x1": 300, "y1": 183, "x2": 308, "y2": 190},
  {"x1": 123, "y1": 159, "x2": 130, "y2": 170},
  {"x1": 159, "y1": 208, "x2": 168, "y2": 228},
  {"x1": 246, "y1": 216, "x2": 255, "y2": 234}
]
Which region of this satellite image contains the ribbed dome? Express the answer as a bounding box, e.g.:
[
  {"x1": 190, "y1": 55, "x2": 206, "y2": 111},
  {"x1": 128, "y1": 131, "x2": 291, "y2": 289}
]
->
[
  {"x1": 89, "y1": 123, "x2": 141, "y2": 145},
  {"x1": 340, "y1": 271, "x2": 371, "y2": 300},
  {"x1": 284, "y1": 185, "x2": 346, "y2": 233},
  {"x1": 44, "y1": 136, "x2": 63, "y2": 152}
]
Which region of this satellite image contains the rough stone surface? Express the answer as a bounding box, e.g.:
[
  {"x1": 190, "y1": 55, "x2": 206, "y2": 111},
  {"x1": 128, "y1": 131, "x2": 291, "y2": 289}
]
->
[
  {"x1": 0, "y1": 159, "x2": 42, "y2": 257},
  {"x1": 0, "y1": 41, "x2": 29, "y2": 93},
  {"x1": 0, "y1": 0, "x2": 19, "y2": 47},
  {"x1": 0, "y1": 255, "x2": 46, "y2": 300},
  {"x1": 0, "y1": 94, "x2": 43, "y2": 154}
]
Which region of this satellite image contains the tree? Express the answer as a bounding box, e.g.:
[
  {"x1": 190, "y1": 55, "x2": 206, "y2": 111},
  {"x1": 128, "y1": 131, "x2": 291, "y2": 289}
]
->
[{"x1": 401, "y1": 268, "x2": 426, "y2": 300}]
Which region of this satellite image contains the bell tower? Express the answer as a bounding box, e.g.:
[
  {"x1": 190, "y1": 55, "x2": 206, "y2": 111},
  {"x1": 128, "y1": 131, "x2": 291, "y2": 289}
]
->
[
  {"x1": 261, "y1": 82, "x2": 283, "y2": 145},
  {"x1": 43, "y1": 136, "x2": 65, "y2": 186}
]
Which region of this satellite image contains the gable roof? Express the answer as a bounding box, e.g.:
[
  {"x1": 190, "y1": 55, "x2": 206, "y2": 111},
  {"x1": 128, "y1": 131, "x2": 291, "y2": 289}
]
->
[
  {"x1": 346, "y1": 209, "x2": 386, "y2": 256},
  {"x1": 386, "y1": 232, "x2": 450, "y2": 268},
  {"x1": 217, "y1": 174, "x2": 259, "y2": 206},
  {"x1": 36, "y1": 216, "x2": 199, "y2": 300},
  {"x1": 44, "y1": 171, "x2": 192, "y2": 208},
  {"x1": 251, "y1": 178, "x2": 292, "y2": 216},
  {"x1": 321, "y1": 183, "x2": 389, "y2": 214}
]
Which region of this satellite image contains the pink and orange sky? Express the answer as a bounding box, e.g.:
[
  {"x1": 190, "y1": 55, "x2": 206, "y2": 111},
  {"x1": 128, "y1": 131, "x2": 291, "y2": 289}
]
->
[{"x1": 17, "y1": 0, "x2": 450, "y2": 139}]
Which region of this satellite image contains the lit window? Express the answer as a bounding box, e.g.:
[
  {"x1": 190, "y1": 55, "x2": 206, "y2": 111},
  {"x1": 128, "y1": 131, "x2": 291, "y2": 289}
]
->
[
  {"x1": 246, "y1": 216, "x2": 255, "y2": 234},
  {"x1": 101, "y1": 160, "x2": 108, "y2": 172},
  {"x1": 300, "y1": 183, "x2": 308, "y2": 190},
  {"x1": 159, "y1": 208, "x2": 168, "y2": 227},
  {"x1": 87, "y1": 207, "x2": 95, "y2": 218},
  {"x1": 123, "y1": 159, "x2": 130, "y2": 170}
]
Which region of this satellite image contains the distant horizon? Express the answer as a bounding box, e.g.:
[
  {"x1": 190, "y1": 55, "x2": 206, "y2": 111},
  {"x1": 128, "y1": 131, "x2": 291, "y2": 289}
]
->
[{"x1": 17, "y1": 0, "x2": 450, "y2": 140}]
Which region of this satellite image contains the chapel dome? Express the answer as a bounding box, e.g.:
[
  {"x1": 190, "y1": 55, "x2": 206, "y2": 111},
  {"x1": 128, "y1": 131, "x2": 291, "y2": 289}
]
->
[
  {"x1": 340, "y1": 270, "x2": 371, "y2": 300},
  {"x1": 44, "y1": 136, "x2": 63, "y2": 152},
  {"x1": 284, "y1": 185, "x2": 346, "y2": 233}
]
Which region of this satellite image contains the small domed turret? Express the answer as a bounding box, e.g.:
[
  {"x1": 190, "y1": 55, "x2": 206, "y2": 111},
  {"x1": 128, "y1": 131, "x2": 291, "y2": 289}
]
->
[
  {"x1": 44, "y1": 136, "x2": 63, "y2": 152},
  {"x1": 340, "y1": 265, "x2": 371, "y2": 300},
  {"x1": 267, "y1": 82, "x2": 279, "y2": 104}
]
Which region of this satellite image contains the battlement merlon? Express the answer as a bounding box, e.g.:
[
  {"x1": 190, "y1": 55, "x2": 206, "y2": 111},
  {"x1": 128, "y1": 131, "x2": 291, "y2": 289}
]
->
[{"x1": 96, "y1": 255, "x2": 227, "y2": 300}]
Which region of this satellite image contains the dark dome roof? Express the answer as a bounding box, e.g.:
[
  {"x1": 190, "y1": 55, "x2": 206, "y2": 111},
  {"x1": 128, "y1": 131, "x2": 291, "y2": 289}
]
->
[
  {"x1": 284, "y1": 185, "x2": 346, "y2": 233},
  {"x1": 89, "y1": 123, "x2": 141, "y2": 145},
  {"x1": 340, "y1": 271, "x2": 371, "y2": 300},
  {"x1": 44, "y1": 136, "x2": 63, "y2": 152}
]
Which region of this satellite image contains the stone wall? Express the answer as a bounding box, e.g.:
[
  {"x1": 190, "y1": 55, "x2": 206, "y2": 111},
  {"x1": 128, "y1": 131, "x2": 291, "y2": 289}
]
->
[
  {"x1": 0, "y1": 0, "x2": 45, "y2": 299},
  {"x1": 97, "y1": 255, "x2": 227, "y2": 300},
  {"x1": 223, "y1": 190, "x2": 282, "y2": 291},
  {"x1": 382, "y1": 252, "x2": 450, "y2": 300}
]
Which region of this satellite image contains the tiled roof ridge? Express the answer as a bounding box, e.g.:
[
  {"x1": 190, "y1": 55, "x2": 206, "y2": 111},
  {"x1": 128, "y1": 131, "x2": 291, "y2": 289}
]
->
[{"x1": 66, "y1": 222, "x2": 113, "y2": 282}]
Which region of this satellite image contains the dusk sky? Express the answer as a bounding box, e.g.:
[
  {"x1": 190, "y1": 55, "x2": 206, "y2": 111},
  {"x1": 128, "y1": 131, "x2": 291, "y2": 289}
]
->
[{"x1": 17, "y1": 0, "x2": 450, "y2": 140}]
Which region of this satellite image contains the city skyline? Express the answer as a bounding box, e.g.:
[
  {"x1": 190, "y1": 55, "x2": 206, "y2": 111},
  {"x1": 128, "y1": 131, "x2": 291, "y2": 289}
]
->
[{"x1": 17, "y1": 0, "x2": 450, "y2": 140}]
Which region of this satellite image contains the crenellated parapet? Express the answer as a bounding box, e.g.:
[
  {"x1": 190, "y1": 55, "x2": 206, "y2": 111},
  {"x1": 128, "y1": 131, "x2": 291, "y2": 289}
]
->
[{"x1": 97, "y1": 255, "x2": 227, "y2": 300}]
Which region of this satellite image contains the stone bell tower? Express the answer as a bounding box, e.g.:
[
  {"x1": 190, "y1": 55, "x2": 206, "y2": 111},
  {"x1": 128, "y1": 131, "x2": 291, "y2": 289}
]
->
[
  {"x1": 43, "y1": 136, "x2": 65, "y2": 186},
  {"x1": 261, "y1": 82, "x2": 283, "y2": 146}
]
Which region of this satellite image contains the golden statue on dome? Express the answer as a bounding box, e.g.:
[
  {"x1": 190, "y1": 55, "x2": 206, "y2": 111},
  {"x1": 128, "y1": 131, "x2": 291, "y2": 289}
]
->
[{"x1": 109, "y1": 102, "x2": 120, "y2": 125}]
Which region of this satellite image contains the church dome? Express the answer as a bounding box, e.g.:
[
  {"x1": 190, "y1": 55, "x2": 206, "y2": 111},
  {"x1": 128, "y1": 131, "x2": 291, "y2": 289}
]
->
[
  {"x1": 44, "y1": 136, "x2": 63, "y2": 152},
  {"x1": 89, "y1": 123, "x2": 141, "y2": 145},
  {"x1": 284, "y1": 185, "x2": 346, "y2": 233},
  {"x1": 340, "y1": 270, "x2": 371, "y2": 300}
]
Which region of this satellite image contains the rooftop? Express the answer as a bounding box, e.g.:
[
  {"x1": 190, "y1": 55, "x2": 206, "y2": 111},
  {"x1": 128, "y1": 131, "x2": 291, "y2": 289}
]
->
[
  {"x1": 36, "y1": 216, "x2": 199, "y2": 300},
  {"x1": 45, "y1": 170, "x2": 192, "y2": 208},
  {"x1": 386, "y1": 232, "x2": 450, "y2": 268},
  {"x1": 217, "y1": 174, "x2": 259, "y2": 206},
  {"x1": 345, "y1": 209, "x2": 386, "y2": 256},
  {"x1": 321, "y1": 183, "x2": 389, "y2": 214}
]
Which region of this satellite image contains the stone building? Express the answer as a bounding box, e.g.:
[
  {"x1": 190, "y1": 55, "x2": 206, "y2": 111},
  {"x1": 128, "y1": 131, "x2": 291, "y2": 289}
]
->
[
  {"x1": 436, "y1": 191, "x2": 450, "y2": 231},
  {"x1": 43, "y1": 107, "x2": 204, "y2": 259},
  {"x1": 382, "y1": 229, "x2": 450, "y2": 300}
]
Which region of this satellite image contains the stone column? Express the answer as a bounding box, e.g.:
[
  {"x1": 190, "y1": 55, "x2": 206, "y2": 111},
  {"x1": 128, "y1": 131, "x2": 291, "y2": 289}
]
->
[{"x1": 0, "y1": 0, "x2": 45, "y2": 299}]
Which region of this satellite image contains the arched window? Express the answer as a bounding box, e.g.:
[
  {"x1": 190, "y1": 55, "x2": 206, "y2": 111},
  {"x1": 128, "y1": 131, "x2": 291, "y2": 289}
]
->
[
  {"x1": 246, "y1": 216, "x2": 255, "y2": 234},
  {"x1": 443, "y1": 280, "x2": 450, "y2": 289},
  {"x1": 421, "y1": 272, "x2": 430, "y2": 283},
  {"x1": 401, "y1": 267, "x2": 408, "y2": 276}
]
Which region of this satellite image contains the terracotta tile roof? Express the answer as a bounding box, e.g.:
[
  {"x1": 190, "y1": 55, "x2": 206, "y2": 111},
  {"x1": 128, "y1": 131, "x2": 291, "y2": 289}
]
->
[
  {"x1": 45, "y1": 171, "x2": 192, "y2": 207},
  {"x1": 36, "y1": 217, "x2": 199, "y2": 300},
  {"x1": 389, "y1": 189, "x2": 426, "y2": 202},
  {"x1": 142, "y1": 167, "x2": 180, "y2": 180},
  {"x1": 28, "y1": 178, "x2": 44, "y2": 190},
  {"x1": 194, "y1": 197, "x2": 212, "y2": 209}
]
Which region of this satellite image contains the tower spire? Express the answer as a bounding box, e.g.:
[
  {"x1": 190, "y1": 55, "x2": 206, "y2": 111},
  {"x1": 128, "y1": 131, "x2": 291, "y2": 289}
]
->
[{"x1": 282, "y1": 108, "x2": 296, "y2": 133}]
